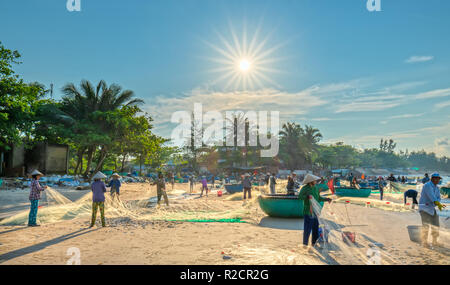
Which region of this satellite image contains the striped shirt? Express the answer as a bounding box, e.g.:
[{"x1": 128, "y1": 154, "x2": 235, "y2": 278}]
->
[{"x1": 29, "y1": 179, "x2": 44, "y2": 201}]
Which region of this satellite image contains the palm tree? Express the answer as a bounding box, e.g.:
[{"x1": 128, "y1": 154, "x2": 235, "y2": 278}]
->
[
  {"x1": 60, "y1": 80, "x2": 143, "y2": 177},
  {"x1": 224, "y1": 113, "x2": 258, "y2": 167},
  {"x1": 279, "y1": 122, "x2": 304, "y2": 170},
  {"x1": 300, "y1": 125, "x2": 322, "y2": 167}
]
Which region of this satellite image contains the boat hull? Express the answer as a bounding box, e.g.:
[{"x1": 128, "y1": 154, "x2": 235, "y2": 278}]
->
[
  {"x1": 258, "y1": 194, "x2": 323, "y2": 218},
  {"x1": 335, "y1": 187, "x2": 372, "y2": 198},
  {"x1": 224, "y1": 184, "x2": 243, "y2": 194}
]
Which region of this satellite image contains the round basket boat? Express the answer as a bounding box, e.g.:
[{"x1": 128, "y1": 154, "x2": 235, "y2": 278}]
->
[
  {"x1": 224, "y1": 183, "x2": 243, "y2": 194},
  {"x1": 334, "y1": 187, "x2": 372, "y2": 198},
  {"x1": 258, "y1": 194, "x2": 324, "y2": 218}
]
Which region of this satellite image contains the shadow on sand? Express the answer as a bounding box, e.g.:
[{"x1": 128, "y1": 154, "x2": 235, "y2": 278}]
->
[{"x1": 0, "y1": 228, "x2": 99, "y2": 263}]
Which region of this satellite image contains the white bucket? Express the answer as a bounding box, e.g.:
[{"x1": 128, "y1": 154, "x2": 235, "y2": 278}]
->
[{"x1": 407, "y1": 225, "x2": 422, "y2": 243}]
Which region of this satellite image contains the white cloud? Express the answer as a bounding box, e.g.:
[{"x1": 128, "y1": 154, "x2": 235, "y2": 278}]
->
[
  {"x1": 405, "y1": 56, "x2": 434, "y2": 63},
  {"x1": 146, "y1": 87, "x2": 329, "y2": 137},
  {"x1": 388, "y1": 113, "x2": 425, "y2": 119},
  {"x1": 435, "y1": 100, "x2": 450, "y2": 109},
  {"x1": 414, "y1": 88, "x2": 450, "y2": 99}
]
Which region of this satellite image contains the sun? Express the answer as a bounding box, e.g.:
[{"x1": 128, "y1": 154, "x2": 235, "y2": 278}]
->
[
  {"x1": 239, "y1": 59, "x2": 251, "y2": 72},
  {"x1": 203, "y1": 20, "x2": 288, "y2": 90}
]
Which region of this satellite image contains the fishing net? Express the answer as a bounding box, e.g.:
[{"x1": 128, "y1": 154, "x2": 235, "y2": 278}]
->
[
  {"x1": 386, "y1": 181, "x2": 421, "y2": 194},
  {"x1": 309, "y1": 198, "x2": 408, "y2": 265},
  {"x1": 309, "y1": 196, "x2": 450, "y2": 265},
  {"x1": 0, "y1": 186, "x2": 265, "y2": 226}
]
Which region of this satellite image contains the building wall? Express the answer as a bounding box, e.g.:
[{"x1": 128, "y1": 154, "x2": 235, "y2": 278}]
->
[{"x1": 45, "y1": 145, "x2": 68, "y2": 173}]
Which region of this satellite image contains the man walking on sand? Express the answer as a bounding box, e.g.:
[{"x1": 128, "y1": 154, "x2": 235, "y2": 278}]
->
[
  {"x1": 419, "y1": 173, "x2": 446, "y2": 248},
  {"x1": 153, "y1": 172, "x2": 169, "y2": 207}
]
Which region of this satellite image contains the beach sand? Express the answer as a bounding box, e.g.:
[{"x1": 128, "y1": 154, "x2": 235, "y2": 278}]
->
[{"x1": 0, "y1": 182, "x2": 449, "y2": 265}]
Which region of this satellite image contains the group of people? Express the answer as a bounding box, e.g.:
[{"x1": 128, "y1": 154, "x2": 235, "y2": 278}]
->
[
  {"x1": 26, "y1": 170, "x2": 123, "y2": 227},
  {"x1": 26, "y1": 168, "x2": 447, "y2": 249}
]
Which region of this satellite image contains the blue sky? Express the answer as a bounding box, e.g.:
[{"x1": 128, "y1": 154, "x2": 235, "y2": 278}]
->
[{"x1": 1, "y1": 0, "x2": 450, "y2": 155}]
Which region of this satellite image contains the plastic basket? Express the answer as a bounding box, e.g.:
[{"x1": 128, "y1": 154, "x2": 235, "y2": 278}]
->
[{"x1": 407, "y1": 225, "x2": 422, "y2": 243}]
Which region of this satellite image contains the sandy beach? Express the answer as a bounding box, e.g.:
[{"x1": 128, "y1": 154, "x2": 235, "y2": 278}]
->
[{"x1": 0, "y1": 182, "x2": 449, "y2": 265}]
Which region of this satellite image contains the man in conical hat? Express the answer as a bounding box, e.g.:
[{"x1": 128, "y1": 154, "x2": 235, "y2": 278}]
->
[
  {"x1": 298, "y1": 173, "x2": 332, "y2": 247},
  {"x1": 90, "y1": 172, "x2": 107, "y2": 227},
  {"x1": 108, "y1": 173, "x2": 122, "y2": 201},
  {"x1": 28, "y1": 169, "x2": 47, "y2": 226}
]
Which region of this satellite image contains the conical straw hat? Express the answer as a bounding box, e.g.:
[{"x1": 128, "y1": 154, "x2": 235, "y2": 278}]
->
[
  {"x1": 112, "y1": 173, "x2": 121, "y2": 178},
  {"x1": 92, "y1": 172, "x2": 107, "y2": 179},
  {"x1": 31, "y1": 169, "x2": 43, "y2": 176},
  {"x1": 302, "y1": 174, "x2": 320, "y2": 185}
]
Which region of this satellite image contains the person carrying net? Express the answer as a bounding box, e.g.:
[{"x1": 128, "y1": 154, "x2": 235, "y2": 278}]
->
[
  {"x1": 90, "y1": 171, "x2": 107, "y2": 227},
  {"x1": 108, "y1": 173, "x2": 122, "y2": 201},
  {"x1": 298, "y1": 174, "x2": 332, "y2": 247},
  {"x1": 419, "y1": 173, "x2": 446, "y2": 248},
  {"x1": 28, "y1": 169, "x2": 48, "y2": 227}
]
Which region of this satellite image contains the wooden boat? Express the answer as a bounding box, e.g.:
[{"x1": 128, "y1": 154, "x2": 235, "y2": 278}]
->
[
  {"x1": 334, "y1": 187, "x2": 372, "y2": 198},
  {"x1": 224, "y1": 183, "x2": 243, "y2": 194},
  {"x1": 258, "y1": 194, "x2": 324, "y2": 218}
]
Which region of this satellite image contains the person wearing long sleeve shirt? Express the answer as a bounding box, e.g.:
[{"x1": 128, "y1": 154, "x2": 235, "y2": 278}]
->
[
  {"x1": 298, "y1": 174, "x2": 332, "y2": 247},
  {"x1": 28, "y1": 170, "x2": 47, "y2": 227},
  {"x1": 419, "y1": 173, "x2": 446, "y2": 247},
  {"x1": 108, "y1": 173, "x2": 122, "y2": 201},
  {"x1": 90, "y1": 172, "x2": 107, "y2": 227}
]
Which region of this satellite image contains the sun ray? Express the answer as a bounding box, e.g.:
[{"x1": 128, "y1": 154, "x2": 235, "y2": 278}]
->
[{"x1": 205, "y1": 19, "x2": 288, "y2": 91}]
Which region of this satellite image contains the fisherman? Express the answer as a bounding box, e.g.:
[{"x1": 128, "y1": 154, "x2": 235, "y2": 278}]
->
[
  {"x1": 378, "y1": 176, "x2": 385, "y2": 200},
  {"x1": 189, "y1": 175, "x2": 195, "y2": 193},
  {"x1": 387, "y1": 173, "x2": 397, "y2": 182},
  {"x1": 401, "y1": 176, "x2": 407, "y2": 184},
  {"x1": 28, "y1": 169, "x2": 48, "y2": 227},
  {"x1": 422, "y1": 173, "x2": 430, "y2": 184},
  {"x1": 351, "y1": 177, "x2": 358, "y2": 188},
  {"x1": 286, "y1": 176, "x2": 296, "y2": 195},
  {"x1": 419, "y1": 173, "x2": 446, "y2": 248},
  {"x1": 153, "y1": 172, "x2": 169, "y2": 206},
  {"x1": 298, "y1": 174, "x2": 332, "y2": 247},
  {"x1": 211, "y1": 175, "x2": 215, "y2": 189},
  {"x1": 108, "y1": 173, "x2": 122, "y2": 201},
  {"x1": 348, "y1": 173, "x2": 354, "y2": 185},
  {"x1": 169, "y1": 172, "x2": 175, "y2": 190},
  {"x1": 404, "y1": 189, "x2": 418, "y2": 209},
  {"x1": 265, "y1": 173, "x2": 270, "y2": 185},
  {"x1": 200, "y1": 176, "x2": 208, "y2": 197},
  {"x1": 269, "y1": 173, "x2": 277, "y2": 194},
  {"x1": 242, "y1": 173, "x2": 252, "y2": 201},
  {"x1": 90, "y1": 171, "x2": 107, "y2": 227}
]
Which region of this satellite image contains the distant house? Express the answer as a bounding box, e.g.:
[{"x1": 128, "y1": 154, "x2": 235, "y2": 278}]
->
[{"x1": 0, "y1": 142, "x2": 69, "y2": 177}]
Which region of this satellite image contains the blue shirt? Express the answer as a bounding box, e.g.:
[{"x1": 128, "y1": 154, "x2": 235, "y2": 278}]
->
[
  {"x1": 91, "y1": 181, "x2": 107, "y2": 202},
  {"x1": 108, "y1": 179, "x2": 121, "y2": 191},
  {"x1": 422, "y1": 177, "x2": 430, "y2": 184},
  {"x1": 419, "y1": 181, "x2": 441, "y2": 216}
]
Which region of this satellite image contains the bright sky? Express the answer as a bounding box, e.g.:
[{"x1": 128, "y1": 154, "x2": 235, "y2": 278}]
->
[{"x1": 1, "y1": 0, "x2": 449, "y2": 156}]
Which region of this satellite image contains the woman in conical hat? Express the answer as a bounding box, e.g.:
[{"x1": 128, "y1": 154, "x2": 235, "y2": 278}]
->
[
  {"x1": 28, "y1": 169, "x2": 47, "y2": 227},
  {"x1": 298, "y1": 173, "x2": 332, "y2": 247},
  {"x1": 90, "y1": 172, "x2": 107, "y2": 227},
  {"x1": 108, "y1": 173, "x2": 122, "y2": 201}
]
